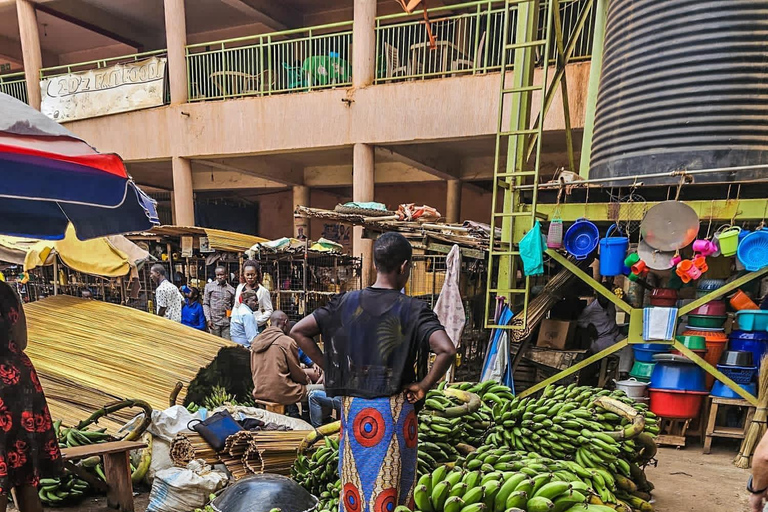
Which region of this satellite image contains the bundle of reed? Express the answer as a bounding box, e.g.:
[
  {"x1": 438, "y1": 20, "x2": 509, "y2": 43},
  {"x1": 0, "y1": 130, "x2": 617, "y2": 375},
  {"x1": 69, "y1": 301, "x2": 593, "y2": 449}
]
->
[
  {"x1": 24, "y1": 296, "x2": 232, "y2": 422},
  {"x1": 169, "y1": 432, "x2": 221, "y2": 467},
  {"x1": 243, "y1": 431, "x2": 313, "y2": 476},
  {"x1": 220, "y1": 431, "x2": 253, "y2": 480},
  {"x1": 735, "y1": 353, "x2": 768, "y2": 469},
  {"x1": 510, "y1": 262, "x2": 580, "y2": 342}
]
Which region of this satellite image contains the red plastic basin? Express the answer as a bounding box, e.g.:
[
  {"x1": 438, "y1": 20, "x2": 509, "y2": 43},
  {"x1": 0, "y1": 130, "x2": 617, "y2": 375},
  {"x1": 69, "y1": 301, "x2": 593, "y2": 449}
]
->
[{"x1": 648, "y1": 388, "x2": 708, "y2": 419}]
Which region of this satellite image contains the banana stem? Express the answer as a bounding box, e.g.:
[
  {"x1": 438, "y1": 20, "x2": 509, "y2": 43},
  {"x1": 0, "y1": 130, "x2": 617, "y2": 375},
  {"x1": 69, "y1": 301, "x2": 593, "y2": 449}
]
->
[
  {"x1": 76, "y1": 399, "x2": 153, "y2": 442},
  {"x1": 434, "y1": 389, "x2": 482, "y2": 418},
  {"x1": 298, "y1": 421, "x2": 341, "y2": 454},
  {"x1": 593, "y1": 397, "x2": 646, "y2": 440},
  {"x1": 634, "y1": 433, "x2": 657, "y2": 463},
  {"x1": 169, "y1": 382, "x2": 183, "y2": 407}
]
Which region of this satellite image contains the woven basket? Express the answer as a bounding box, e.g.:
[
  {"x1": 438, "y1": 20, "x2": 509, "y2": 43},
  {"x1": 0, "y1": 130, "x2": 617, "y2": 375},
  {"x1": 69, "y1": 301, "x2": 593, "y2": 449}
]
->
[{"x1": 334, "y1": 204, "x2": 396, "y2": 217}]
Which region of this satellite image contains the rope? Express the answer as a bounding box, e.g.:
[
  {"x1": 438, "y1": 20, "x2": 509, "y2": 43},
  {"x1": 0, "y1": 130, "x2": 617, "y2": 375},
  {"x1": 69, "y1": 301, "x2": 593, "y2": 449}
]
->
[{"x1": 730, "y1": 184, "x2": 742, "y2": 226}]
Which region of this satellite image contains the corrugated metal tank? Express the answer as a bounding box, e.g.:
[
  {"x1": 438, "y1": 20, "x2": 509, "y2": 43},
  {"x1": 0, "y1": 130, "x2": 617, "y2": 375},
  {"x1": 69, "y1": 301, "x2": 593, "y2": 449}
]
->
[{"x1": 589, "y1": 0, "x2": 768, "y2": 184}]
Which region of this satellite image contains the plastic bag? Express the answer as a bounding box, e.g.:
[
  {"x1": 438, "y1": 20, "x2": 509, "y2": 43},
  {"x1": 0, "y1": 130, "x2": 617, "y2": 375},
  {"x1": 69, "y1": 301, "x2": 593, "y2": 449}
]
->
[
  {"x1": 520, "y1": 220, "x2": 545, "y2": 276},
  {"x1": 146, "y1": 461, "x2": 227, "y2": 512}
]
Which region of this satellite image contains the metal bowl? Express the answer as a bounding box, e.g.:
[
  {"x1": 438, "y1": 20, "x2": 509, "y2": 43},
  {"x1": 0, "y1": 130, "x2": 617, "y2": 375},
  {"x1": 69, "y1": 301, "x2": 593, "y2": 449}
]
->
[{"x1": 719, "y1": 350, "x2": 754, "y2": 367}]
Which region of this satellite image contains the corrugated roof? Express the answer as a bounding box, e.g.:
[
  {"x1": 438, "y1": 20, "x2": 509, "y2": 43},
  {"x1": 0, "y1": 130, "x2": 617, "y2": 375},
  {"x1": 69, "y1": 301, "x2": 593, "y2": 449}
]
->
[
  {"x1": 145, "y1": 226, "x2": 268, "y2": 253},
  {"x1": 25, "y1": 296, "x2": 233, "y2": 430}
]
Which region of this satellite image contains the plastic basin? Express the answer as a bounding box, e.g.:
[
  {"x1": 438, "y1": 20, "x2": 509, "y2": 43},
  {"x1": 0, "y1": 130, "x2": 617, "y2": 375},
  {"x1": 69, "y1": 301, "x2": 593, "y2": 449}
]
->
[
  {"x1": 630, "y1": 360, "x2": 655, "y2": 382},
  {"x1": 690, "y1": 301, "x2": 726, "y2": 317},
  {"x1": 737, "y1": 310, "x2": 768, "y2": 332},
  {"x1": 730, "y1": 290, "x2": 760, "y2": 311},
  {"x1": 633, "y1": 343, "x2": 670, "y2": 363},
  {"x1": 711, "y1": 381, "x2": 757, "y2": 399},
  {"x1": 650, "y1": 360, "x2": 707, "y2": 391},
  {"x1": 649, "y1": 389, "x2": 708, "y2": 419},
  {"x1": 730, "y1": 332, "x2": 768, "y2": 369},
  {"x1": 564, "y1": 218, "x2": 599, "y2": 260},
  {"x1": 676, "y1": 335, "x2": 707, "y2": 351},
  {"x1": 687, "y1": 314, "x2": 728, "y2": 328}
]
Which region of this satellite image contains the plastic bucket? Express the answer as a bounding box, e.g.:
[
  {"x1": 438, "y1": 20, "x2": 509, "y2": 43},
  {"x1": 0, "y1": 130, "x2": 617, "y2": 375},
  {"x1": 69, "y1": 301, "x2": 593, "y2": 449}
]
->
[
  {"x1": 648, "y1": 389, "x2": 708, "y2": 419},
  {"x1": 599, "y1": 224, "x2": 629, "y2": 276},
  {"x1": 718, "y1": 226, "x2": 741, "y2": 257}
]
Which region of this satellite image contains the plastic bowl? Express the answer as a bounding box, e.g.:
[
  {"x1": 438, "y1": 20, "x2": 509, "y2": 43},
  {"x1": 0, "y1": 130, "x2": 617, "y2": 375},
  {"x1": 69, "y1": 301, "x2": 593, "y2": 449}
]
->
[
  {"x1": 690, "y1": 301, "x2": 727, "y2": 317},
  {"x1": 687, "y1": 314, "x2": 728, "y2": 329},
  {"x1": 711, "y1": 381, "x2": 757, "y2": 399},
  {"x1": 730, "y1": 290, "x2": 760, "y2": 311},
  {"x1": 671, "y1": 348, "x2": 707, "y2": 358},
  {"x1": 650, "y1": 288, "x2": 678, "y2": 307},
  {"x1": 649, "y1": 389, "x2": 708, "y2": 419},
  {"x1": 630, "y1": 360, "x2": 655, "y2": 382},
  {"x1": 719, "y1": 350, "x2": 754, "y2": 367},
  {"x1": 675, "y1": 335, "x2": 707, "y2": 351},
  {"x1": 564, "y1": 219, "x2": 599, "y2": 260},
  {"x1": 737, "y1": 310, "x2": 768, "y2": 332},
  {"x1": 737, "y1": 230, "x2": 768, "y2": 272},
  {"x1": 650, "y1": 360, "x2": 707, "y2": 391},
  {"x1": 697, "y1": 279, "x2": 726, "y2": 292}
]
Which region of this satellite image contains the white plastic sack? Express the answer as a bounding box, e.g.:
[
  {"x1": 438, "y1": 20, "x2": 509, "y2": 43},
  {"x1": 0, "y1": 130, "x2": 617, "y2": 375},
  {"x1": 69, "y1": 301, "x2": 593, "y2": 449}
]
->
[
  {"x1": 147, "y1": 437, "x2": 172, "y2": 484},
  {"x1": 146, "y1": 461, "x2": 227, "y2": 512},
  {"x1": 119, "y1": 405, "x2": 207, "y2": 443}
]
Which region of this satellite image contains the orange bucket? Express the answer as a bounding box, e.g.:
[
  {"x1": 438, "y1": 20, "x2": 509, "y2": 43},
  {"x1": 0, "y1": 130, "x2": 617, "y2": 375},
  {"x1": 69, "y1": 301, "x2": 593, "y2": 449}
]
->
[
  {"x1": 683, "y1": 329, "x2": 728, "y2": 388},
  {"x1": 730, "y1": 289, "x2": 759, "y2": 311}
]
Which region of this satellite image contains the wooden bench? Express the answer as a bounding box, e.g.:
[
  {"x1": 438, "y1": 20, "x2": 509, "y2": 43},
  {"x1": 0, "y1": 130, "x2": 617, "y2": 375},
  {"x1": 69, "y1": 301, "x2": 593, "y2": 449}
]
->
[
  {"x1": 62, "y1": 440, "x2": 147, "y2": 512},
  {"x1": 253, "y1": 398, "x2": 285, "y2": 415},
  {"x1": 704, "y1": 396, "x2": 756, "y2": 454}
]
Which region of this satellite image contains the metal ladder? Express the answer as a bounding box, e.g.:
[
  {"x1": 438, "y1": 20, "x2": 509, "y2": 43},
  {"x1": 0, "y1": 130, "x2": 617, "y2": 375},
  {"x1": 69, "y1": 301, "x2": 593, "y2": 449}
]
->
[{"x1": 485, "y1": 0, "x2": 556, "y2": 330}]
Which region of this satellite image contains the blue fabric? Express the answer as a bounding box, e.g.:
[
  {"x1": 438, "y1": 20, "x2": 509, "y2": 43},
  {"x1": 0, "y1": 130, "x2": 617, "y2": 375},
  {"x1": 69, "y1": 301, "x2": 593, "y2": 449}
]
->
[
  {"x1": 298, "y1": 349, "x2": 314, "y2": 367},
  {"x1": 308, "y1": 389, "x2": 341, "y2": 427},
  {"x1": 480, "y1": 306, "x2": 516, "y2": 392},
  {"x1": 182, "y1": 301, "x2": 207, "y2": 331},
  {"x1": 230, "y1": 304, "x2": 260, "y2": 348}
]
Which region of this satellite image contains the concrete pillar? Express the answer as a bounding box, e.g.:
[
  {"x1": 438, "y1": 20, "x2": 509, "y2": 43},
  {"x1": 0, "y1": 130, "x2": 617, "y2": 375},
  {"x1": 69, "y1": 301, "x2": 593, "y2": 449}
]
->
[
  {"x1": 293, "y1": 185, "x2": 310, "y2": 239},
  {"x1": 171, "y1": 157, "x2": 195, "y2": 226},
  {"x1": 446, "y1": 180, "x2": 462, "y2": 224},
  {"x1": 352, "y1": 0, "x2": 376, "y2": 88},
  {"x1": 163, "y1": 0, "x2": 189, "y2": 105},
  {"x1": 353, "y1": 143, "x2": 375, "y2": 286},
  {"x1": 16, "y1": 0, "x2": 42, "y2": 109}
]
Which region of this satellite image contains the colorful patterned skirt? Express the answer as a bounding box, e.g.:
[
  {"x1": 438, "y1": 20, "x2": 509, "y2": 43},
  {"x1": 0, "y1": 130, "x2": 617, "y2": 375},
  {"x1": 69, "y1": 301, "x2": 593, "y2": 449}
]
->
[{"x1": 339, "y1": 394, "x2": 418, "y2": 512}]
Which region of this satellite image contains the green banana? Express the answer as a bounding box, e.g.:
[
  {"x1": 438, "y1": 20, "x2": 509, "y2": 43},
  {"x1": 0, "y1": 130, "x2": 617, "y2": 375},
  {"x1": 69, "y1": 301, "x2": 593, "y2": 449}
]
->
[
  {"x1": 505, "y1": 490, "x2": 528, "y2": 510},
  {"x1": 414, "y1": 485, "x2": 434, "y2": 512},
  {"x1": 527, "y1": 496, "x2": 556, "y2": 512}
]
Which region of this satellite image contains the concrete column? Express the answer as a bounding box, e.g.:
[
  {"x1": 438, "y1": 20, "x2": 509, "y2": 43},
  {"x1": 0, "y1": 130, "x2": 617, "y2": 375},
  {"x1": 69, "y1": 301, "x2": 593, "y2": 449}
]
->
[
  {"x1": 293, "y1": 185, "x2": 310, "y2": 239},
  {"x1": 171, "y1": 157, "x2": 195, "y2": 226},
  {"x1": 446, "y1": 180, "x2": 462, "y2": 224},
  {"x1": 352, "y1": 0, "x2": 376, "y2": 88},
  {"x1": 163, "y1": 0, "x2": 189, "y2": 105},
  {"x1": 353, "y1": 143, "x2": 375, "y2": 286},
  {"x1": 16, "y1": 0, "x2": 42, "y2": 109}
]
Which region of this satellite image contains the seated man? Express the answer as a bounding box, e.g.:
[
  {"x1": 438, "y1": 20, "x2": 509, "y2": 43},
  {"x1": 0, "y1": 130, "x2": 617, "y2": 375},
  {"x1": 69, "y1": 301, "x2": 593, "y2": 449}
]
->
[
  {"x1": 307, "y1": 388, "x2": 341, "y2": 427},
  {"x1": 250, "y1": 311, "x2": 309, "y2": 406}
]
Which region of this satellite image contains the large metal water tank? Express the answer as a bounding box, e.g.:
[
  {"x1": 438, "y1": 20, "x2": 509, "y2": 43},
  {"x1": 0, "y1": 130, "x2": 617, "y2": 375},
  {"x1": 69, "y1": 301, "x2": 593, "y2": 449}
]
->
[{"x1": 589, "y1": 0, "x2": 768, "y2": 184}]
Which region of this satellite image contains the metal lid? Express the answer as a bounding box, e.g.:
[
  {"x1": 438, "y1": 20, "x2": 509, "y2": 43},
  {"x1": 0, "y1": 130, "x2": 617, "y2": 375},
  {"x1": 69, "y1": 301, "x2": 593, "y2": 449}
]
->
[{"x1": 640, "y1": 201, "x2": 699, "y2": 251}]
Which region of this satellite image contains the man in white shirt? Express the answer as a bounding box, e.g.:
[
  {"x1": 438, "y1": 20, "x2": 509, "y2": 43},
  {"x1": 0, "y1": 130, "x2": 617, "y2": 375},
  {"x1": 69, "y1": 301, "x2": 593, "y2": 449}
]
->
[{"x1": 151, "y1": 264, "x2": 183, "y2": 322}]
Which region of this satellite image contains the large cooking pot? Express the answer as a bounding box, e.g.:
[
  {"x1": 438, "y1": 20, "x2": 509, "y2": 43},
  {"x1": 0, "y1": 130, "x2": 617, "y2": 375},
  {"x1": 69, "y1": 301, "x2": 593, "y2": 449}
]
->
[{"x1": 212, "y1": 474, "x2": 318, "y2": 512}]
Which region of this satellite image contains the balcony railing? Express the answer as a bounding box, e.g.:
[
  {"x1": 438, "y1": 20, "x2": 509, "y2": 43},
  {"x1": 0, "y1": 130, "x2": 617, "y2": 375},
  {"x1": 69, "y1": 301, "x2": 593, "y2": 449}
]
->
[
  {"x1": 0, "y1": 72, "x2": 28, "y2": 104},
  {"x1": 186, "y1": 22, "x2": 353, "y2": 101}
]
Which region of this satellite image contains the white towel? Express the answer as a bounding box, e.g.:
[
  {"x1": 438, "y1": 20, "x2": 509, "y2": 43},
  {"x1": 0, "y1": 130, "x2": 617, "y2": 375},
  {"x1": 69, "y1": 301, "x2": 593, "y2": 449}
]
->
[{"x1": 643, "y1": 307, "x2": 678, "y2": 341}]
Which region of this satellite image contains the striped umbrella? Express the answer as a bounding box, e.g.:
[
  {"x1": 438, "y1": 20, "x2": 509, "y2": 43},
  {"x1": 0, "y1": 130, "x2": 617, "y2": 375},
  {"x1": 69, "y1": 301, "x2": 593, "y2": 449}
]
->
[{"x1": 0, "y1": 92, "x2": 159, "y2": 240}]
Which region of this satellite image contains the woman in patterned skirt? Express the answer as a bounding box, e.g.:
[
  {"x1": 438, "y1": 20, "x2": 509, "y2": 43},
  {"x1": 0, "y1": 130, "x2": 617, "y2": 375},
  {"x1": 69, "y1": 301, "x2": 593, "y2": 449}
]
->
[
  {"x1": 292, "y1": 232, "x2": 457, "y2": 512},
  {"x1": 0, "y1": 281, "x2": 62, "y2": 512}
]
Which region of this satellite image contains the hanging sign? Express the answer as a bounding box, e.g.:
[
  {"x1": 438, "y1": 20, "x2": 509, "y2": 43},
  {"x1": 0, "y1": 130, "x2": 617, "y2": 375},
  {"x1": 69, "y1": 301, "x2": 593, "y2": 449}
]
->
[{"x1": 41, "y1": 57, "x2": 167, "y2": 122}]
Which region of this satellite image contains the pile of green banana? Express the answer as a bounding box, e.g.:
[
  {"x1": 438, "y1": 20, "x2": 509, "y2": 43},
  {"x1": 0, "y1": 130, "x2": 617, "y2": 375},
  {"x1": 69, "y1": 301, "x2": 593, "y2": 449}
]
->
[
  {"x1": 460, "y1": 447, "x2": 653, "y2": 511},
  {"x1": 292, "y1": 437, "x2": 340, "y2": 512},
  {"x1": 413, "y1": 463, "x2": 590, "y2": 512},
  {"x1": 187, "y1": 402, "x2": 201, "y2": 413},
  {"x1": 55, "y1": 419, "x2": 112, "y2": 448},
  {"x1": 38, "y1": 474, "x2": 91, "y2": 506}
]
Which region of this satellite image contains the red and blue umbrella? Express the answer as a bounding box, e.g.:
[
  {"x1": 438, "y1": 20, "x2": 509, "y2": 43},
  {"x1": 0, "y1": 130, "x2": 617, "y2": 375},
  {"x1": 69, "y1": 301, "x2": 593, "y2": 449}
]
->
[{"x1": 0, "y1": 92, "x2": 159, "y2": 240}]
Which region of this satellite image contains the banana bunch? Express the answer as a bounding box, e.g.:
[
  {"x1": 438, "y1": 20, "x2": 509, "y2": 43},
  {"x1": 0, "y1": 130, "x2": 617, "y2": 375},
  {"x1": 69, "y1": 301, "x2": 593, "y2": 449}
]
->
[
  {"x1": 55, "y1": 420, "x2": 112, "y2": 449},
  {"x1": 187, "y1": 402, "x2": 201, "y2": 413},
  {"x1": 292, "y1": 436, "x2": 340, "y2": 512},
  {"x1": 413, "y1": 463, "x2": 589, "y2": 512},
  {"x1": 461, "y1": 447, "x2": 653, "y2": 511},
  {"x1": 38, "y1": 474, "x2": 90, "y2": 506}
]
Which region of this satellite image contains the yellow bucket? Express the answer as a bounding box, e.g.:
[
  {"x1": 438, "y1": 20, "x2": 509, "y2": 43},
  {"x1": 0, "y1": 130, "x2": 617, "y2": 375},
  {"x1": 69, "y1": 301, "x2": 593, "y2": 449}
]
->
[{"x1": 718, "y1": 226, "x2": 741, "y2": 256}]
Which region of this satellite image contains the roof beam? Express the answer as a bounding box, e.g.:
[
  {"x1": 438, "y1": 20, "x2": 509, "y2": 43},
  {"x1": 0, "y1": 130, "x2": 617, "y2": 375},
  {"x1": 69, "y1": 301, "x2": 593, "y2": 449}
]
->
[
  {"x1": 217, "y1": 0, "x2": 300, "y2": 31},
  {"x1": 192, "y1": 158, "x2": 303, "y2": 187},
  {"x1": 375, "y1": 146, "x2": 460, "y2": 180},
  {"x1": 35, "y1": 1, "x2": 157, "y2": 50},
  {"x1": 192, "y1": 170, "x2": 286, "y2": 191}
]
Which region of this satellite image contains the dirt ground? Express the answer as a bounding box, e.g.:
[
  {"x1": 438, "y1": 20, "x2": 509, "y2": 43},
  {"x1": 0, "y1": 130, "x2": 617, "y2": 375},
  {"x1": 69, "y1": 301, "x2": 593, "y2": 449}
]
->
[{"x1": 11, "y1": 443, "x2": 753, "y2": 512}]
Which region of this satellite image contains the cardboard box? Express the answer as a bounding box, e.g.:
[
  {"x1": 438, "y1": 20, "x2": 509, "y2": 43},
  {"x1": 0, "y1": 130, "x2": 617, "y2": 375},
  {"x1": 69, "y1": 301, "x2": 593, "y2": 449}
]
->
[{"x1": 536, "y1": 319, "x2": 577, "y2": 350}]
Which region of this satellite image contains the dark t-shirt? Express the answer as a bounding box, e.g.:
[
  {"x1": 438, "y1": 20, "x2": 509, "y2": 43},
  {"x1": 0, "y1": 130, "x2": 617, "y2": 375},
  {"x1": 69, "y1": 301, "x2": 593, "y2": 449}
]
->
[{"x1": 313, "y1": 287, "x2": 445, "y2": 399}]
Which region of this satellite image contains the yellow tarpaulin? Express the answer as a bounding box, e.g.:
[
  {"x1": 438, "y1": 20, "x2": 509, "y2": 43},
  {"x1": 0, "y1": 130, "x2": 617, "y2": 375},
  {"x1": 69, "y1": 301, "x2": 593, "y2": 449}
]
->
[{"x1": 0, "y1": 225, "x2": 142, "y2": 277}]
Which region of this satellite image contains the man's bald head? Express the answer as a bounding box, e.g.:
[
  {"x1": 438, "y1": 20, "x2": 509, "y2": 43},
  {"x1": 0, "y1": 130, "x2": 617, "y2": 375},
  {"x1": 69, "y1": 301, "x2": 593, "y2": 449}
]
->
[{"x1": 271, "y1": 311, "x2": 290, "y2": 333}]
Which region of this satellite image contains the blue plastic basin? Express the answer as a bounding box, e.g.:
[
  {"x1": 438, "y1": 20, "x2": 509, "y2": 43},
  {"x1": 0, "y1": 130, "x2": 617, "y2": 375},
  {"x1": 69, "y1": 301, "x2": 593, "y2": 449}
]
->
[
  {"x1": 711, "y1": 381, "x2": 757, "y2": 399},
  {"x1": 650, "y1": 360, "x2": 707, "y2": 392},
  {"x1": 633, "y1": 343, "x2": 671, "y2": 363}
]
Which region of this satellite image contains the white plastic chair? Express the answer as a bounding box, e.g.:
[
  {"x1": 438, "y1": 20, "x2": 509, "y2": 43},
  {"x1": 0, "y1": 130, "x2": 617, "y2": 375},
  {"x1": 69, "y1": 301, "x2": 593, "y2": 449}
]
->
[{"x1": 451, "y1": 32, "x2": 486, "y2": 74}]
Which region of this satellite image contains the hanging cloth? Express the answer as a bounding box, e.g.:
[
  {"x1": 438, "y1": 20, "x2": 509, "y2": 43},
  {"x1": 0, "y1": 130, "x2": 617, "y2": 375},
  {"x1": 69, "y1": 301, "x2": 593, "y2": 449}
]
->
[
  {"x1": 481, "y1": 306, "x2": 515, "y2": 391},
  {"x1": 433, "y1": 245, "x2": 466, "y2": 347}
]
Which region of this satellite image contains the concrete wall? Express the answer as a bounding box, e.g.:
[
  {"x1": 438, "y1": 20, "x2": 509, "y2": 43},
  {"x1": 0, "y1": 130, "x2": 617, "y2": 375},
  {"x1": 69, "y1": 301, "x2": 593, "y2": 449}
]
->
[{"x1": 63, "y1": 63, "x2": 590, "y2": 162}]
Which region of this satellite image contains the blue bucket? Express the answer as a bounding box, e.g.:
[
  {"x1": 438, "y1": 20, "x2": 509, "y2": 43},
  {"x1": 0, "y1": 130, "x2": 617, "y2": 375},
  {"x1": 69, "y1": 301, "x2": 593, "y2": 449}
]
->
[
  {"x1": 564, "y1": 218, "x2": 599, "y2": 260},
  {"x1": 599, "y1": 224, "x2": 629, "y2": 276}
]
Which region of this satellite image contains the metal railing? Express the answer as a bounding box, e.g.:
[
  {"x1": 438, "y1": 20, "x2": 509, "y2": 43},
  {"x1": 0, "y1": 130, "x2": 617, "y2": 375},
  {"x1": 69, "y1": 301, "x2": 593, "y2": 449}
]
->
[
  {"x1": 0, "y1": 72, "x2": 28, "y2": 104},
  {"x1": 374, "y1": 0, "x2": 595, "y2": 83},
  {"x1": 186, "y1": 22, "x2": 353, "y2": 101}
]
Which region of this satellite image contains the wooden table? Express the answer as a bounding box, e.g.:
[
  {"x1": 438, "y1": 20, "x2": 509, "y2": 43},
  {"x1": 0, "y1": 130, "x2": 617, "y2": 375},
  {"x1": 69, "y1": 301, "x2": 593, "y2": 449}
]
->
[
  {"x1": 62, "y1": 440, "x2": 147, "y2": 512},
  {"x1": 409, "y1": 40, "x2": 465, "y2": 77}
]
